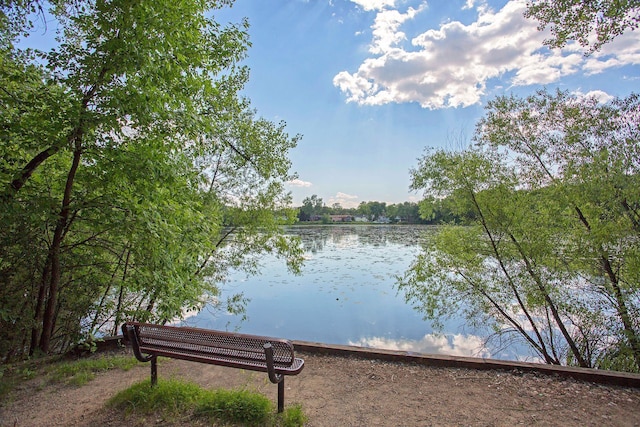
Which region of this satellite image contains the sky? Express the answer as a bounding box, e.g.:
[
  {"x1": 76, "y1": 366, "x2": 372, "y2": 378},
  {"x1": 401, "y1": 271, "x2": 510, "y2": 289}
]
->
[{"x1": 214, "y1": 0, "x2": 640, "y2": 209}]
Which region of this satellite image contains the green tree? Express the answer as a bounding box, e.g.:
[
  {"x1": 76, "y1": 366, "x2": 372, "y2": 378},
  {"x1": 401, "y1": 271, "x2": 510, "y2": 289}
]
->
[
  {"x1": 0, "y1": 0, "x2": 301, "y2": 359},
  {"x1": 357, "y1": 201, "x2": 386, "y2": 221},
  {"x1": 525, "y1": 0, "x2": 640, "y2": 52},
  {"x1": 400, "y1": 90, "x2": 640, "y2": 371},
  {"x1": 417, "y1": 196, "x2": 464, "y2": 224},
  {"x1": 299, "y1": 194, "x2": 324, "y2": 220},
  {"x1": 386, "y1": 204, "x2": 398, "y2": 222},
  {"x1": 395, "y1": 201, "x2": 421, "y2": 223},
  {"x1": 369, "y1": 201, "x2": 387, "y2": 221},
  {"x1": 356, "y1": 201, "x2": 371, "y2": 220}
]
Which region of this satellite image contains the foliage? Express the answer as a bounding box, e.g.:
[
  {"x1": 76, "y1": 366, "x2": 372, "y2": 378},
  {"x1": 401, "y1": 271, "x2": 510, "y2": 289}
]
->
[
  {"x1": 525, "y1": 0, "x2": 640, "y2": 52},
  {"x1": 296, "y1": 196, "x2": 431, "y2": 223},
  {"x1": 299, "y1": 194, "x2": 325, "y2": 220},
  {"x1": 386, "y1": 201, "x2": 423, "y2": 223},
  {"x1": 400, "y1": 89, "x2": 640, "y2": 371},
  {"x1": 0, "y1": 0, "x2": 302, "y2": 360},
  {"x1": 109, "y1": 379, "x2": 307, "y2": 426},
  {"x1": 75, "y1": 331, "x2": 103, "y2": 355}
]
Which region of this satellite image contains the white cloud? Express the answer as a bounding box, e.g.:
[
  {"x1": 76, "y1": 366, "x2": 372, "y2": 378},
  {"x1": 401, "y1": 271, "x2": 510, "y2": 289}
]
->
[
  {"x1": 351, "y1": 0, "x2": 396, "y2": 12},
  {"x1": 573, "y1": 89, "x2": 615, "y2": 104},
  {"x1": 462, "y1": 0, "x2": 478, "y2": 10},
  {"x1": 328, "y1": 191, "x2": 360, "y2": 208},
  {"x1": 350, "y1": 333, "x2": 491, "y2": 358},
  {"x1": 287, "y1": 179, "x2": 313, "y2": 188},
  {"x1": 334, "y1": 0, "x2": 640, "y2": 109},
  {"x1": 583, "y1": 29, "x2": 640, "y2": 75},
  {"x1": 369, "y1": 4, "x2": 426, "y2": 54}
]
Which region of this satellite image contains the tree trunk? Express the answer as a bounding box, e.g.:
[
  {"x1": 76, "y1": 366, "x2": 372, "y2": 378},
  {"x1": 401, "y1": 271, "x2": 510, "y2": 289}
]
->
[
  {"x1": 29, "y1": 256, "x2": 51, "y2": 355},
  {"x1": 4, "y1": 145, "x2": 62, "y2": 200},
  {"x1": 39, "y1": 145, "x2": 82, "y2": 353},
  {"x1": 469, "y1": 191, "x2": 557, "y2": 363},
  {"x1": 575, "y1": 206, "x2": 640, "y2": 367},
  {"x1": 507, "y1": 232, "x2": 590, "y2": 367},
  {"x1": 600, "y1": 255, "x2": 640, "y2": 368},
  {"x1": 113, "y1": 248, "x2": 131, "y2": 336}
]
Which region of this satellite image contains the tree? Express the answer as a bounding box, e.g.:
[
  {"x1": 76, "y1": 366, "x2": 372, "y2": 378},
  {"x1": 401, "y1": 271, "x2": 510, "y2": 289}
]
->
[
  {"x1": 395, "y1": 201, "x2": 421, "y2": 223},
  {"x1": 356, "y1": 201, "x2": 371, "y2": 219},
  {"x1": 355, "y1": 201, "x2": 386, "y2": 221},
  {"x1": 525, "y1": 0, "x2": 640, "y2": 52},
  {"x1": 0, "y1": 0, "x2": 301, "y2": 359},
  {"x1": 400, "y1": 90, "x2": 640, "y2": 371},
  {"x1": 299, "y1": 194, "x2": 324, "y2": 220},
  {"x1": 369, "y1": 201, "x2": 386, "y2": 221},
  {"x1": 417, "y1": 196, "x2": 465, "y2": 224}
]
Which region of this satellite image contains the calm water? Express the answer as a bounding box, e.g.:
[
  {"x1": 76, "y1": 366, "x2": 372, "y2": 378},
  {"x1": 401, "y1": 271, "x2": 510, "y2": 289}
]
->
[{"x1": 185, "y1": 225, "x2": 525, "y2": 361}]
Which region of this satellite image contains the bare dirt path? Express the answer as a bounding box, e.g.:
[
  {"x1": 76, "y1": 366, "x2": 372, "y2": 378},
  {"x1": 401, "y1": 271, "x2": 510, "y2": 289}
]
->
[{"x1": 1, "y1": 351, "x2": 639, "y2": 427}]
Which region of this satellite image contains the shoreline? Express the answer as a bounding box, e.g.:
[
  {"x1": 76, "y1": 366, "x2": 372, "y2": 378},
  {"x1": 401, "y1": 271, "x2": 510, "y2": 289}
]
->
[{"x1": 97, "y1": 335, "x2": 640, "y2": 388}]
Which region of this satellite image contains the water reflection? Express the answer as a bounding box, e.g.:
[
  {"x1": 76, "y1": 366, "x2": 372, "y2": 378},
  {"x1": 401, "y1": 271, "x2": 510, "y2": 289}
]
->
[
  {"x1": 291, "y1": 224, "x2": 433, "y2": 254},
  {"x1": 189, "y1": 225, "x2": 507, "y2": 360},
  {"x1": 350, "y1": 334, "x2": 491, "y2": 358}
]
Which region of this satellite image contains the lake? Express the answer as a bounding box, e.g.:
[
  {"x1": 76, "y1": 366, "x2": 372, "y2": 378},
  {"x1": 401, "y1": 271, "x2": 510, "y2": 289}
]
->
[{"x1": 184, "y1": 225, "x2": 527, "y2": 361}]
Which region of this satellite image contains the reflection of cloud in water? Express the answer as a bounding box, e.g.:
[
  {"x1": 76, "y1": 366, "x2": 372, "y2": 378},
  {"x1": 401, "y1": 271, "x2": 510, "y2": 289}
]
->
[{"x1": 350, "y1": 334, "x2": 491, "y2": 359}]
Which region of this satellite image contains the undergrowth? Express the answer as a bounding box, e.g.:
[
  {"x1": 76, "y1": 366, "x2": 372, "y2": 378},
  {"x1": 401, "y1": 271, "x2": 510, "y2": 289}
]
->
[{"x1": 109, "y1": 379, "x2": 307, "y2": 426}]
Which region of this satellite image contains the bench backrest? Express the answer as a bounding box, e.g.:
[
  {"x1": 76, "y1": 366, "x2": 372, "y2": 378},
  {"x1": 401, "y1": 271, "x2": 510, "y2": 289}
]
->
[{"x1": 124, "y1": 322, "x2": 296, "y2": 367}]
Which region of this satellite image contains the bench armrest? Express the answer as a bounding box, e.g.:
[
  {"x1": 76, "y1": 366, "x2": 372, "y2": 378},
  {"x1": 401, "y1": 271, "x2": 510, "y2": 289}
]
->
[
  {"x1": 263, "y1": 343, "x2": 284, "y2": 384},
  {"x1": 122, "y1": 323, "x2": 155, "y2": 363}
]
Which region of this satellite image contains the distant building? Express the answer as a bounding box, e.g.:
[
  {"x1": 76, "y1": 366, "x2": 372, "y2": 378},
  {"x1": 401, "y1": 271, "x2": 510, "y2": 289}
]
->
[{"x1": 330, "y1": 215, "x2": 353, "y2": 222}]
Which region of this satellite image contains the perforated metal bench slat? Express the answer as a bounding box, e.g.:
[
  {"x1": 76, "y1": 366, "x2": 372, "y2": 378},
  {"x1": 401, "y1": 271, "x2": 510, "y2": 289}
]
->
[
  {"x1": 137, "y1": 345, "x2": 304, "y2": 374},
  {"x1": 136, "y1": 327, "x2": 294, "y2": 365},
  {"x1": 136, "y1": 340, "x2": 297, "y2": 368},
  {"x1": 138, "y1": 325, "x2": 294, "y2": 356}
]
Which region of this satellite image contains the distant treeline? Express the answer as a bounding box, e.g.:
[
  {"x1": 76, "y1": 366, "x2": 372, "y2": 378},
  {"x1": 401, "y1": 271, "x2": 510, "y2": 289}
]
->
[{"x1": 295, "y1": 195, "x2": 464, "y2": 224}]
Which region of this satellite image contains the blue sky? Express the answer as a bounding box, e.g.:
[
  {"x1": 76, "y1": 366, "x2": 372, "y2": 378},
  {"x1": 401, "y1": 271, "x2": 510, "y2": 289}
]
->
[{"x1": 215, "y1": 0, "x2": 640, "y2": 208}]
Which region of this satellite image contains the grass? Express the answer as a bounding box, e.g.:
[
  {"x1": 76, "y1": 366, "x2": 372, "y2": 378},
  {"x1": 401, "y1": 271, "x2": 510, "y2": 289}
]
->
[
  {"x1": 0, "y1": 352, "x2": 139, "y2": 402},
  {"x1": 109, "y1": 378, "x2": 307, "y2": 426},
  {"x1": 46, "y1": 354, "x2": 139, "y2": 386},
  {"x1": 2, "y1": 354, "x2": 307, "y2": 425}
]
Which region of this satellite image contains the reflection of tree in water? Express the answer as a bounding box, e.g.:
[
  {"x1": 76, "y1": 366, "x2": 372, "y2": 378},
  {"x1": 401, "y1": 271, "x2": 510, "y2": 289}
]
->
[
  {"x1": 286, "y1": 225, "x2": 434, "y2": 253},
  {"x1": 293, "y1": 227, "x2": 330, "y2": 253}
]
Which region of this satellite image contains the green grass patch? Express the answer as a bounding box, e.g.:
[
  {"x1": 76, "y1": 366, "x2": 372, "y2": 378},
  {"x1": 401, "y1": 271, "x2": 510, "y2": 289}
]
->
[
  {"x1": 0, "y1": 353, "x2": 140, "y2": 402},
  {"x1": 46, "y1": 354, "x2": 139, "y2": 386},
  {"x1": 109, "y1": 379, "x2": 206, "y2": 416},
  {"x1": 109, "y1": 379, "x2": 307, "y2": 426},
  {"x1": 194, "y1": 388, "x2": 272, "y2": 425}
]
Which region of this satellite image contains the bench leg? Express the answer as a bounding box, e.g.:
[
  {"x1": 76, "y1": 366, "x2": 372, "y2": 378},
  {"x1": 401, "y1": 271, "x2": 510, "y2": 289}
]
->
[
  {"x1": 278, "y1": 379, "x2": 284, "y2": 413},
  {"x1": 151, "y1": 356, "x2": 157, "y2": 386}
]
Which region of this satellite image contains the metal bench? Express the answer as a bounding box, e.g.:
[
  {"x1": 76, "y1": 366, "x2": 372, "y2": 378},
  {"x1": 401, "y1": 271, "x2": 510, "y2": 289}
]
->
[{"x1": 121, "y1": 322, "x2": 304, "y2": 412}]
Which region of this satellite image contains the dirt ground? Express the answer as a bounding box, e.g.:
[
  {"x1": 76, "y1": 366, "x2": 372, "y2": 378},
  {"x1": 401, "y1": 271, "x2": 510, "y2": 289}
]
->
[{"x1": 1, "y1": 350, "x2": 639, "y2": 427}]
